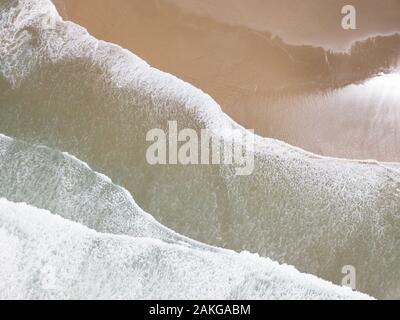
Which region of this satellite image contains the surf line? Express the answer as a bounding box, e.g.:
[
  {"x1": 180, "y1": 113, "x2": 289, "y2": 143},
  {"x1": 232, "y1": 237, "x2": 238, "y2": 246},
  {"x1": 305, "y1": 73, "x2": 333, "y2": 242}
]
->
[{"x1": 146, "y1": 121, "x2": 255, "y2": 176}]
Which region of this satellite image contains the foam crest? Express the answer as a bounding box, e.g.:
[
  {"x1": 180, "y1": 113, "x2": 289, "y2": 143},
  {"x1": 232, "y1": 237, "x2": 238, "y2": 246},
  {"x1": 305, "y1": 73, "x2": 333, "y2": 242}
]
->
[{"x1": 0, "y1": 198, "x2": 371, "y2": 300}]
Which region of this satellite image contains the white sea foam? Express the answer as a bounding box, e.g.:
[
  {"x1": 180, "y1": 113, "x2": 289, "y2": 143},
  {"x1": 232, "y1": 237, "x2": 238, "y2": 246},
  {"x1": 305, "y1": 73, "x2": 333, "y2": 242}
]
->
[
  {"x1": 0, "y1": 134, "x2": 211, "y2": 250},
  {"x1": 0, "y1": 198, "x2": 371, "y2": 300}
]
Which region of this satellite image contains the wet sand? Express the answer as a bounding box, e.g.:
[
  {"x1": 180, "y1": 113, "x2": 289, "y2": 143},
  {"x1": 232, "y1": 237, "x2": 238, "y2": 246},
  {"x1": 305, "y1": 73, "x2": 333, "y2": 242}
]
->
[
  {"x1": 167, "y1": 0, "x2": 400, "y2": 50},
  {"x1": 52, "y1": 0, "x2": 400, "y2": 162}
]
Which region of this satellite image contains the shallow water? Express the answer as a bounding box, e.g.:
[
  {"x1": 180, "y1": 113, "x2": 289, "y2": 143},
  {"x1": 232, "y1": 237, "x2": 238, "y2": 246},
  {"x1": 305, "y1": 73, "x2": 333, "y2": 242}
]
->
[{"x1": 231, "y1": 73, "x2": 400, "y2": 162}]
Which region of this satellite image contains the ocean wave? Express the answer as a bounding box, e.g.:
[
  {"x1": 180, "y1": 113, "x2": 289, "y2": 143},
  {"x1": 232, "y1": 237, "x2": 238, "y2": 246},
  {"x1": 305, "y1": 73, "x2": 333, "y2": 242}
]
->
[
  {"x1": 0, "y1": 0, "x2": 400, "y2": 298},
  {"x1": 0, "y1": 133, "x2": 212, "y2": 251},
  {"x1": 0, "y1": 198, "x2": 370, "y2": 299}
]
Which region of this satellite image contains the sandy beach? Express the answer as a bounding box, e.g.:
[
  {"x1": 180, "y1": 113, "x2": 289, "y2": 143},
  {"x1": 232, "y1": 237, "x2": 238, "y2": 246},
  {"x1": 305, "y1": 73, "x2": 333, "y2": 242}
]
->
[
  {"x1": 166, "y1": 0, "x2": 400, "y2": 50},
  {"x1": 53, "y1": 0, "x2": 400, "y2": 161}
]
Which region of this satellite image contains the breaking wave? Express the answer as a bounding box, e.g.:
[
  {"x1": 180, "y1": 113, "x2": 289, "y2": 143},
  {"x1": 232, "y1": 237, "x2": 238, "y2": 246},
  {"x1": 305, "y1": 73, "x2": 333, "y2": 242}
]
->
[
  {"x1": 0, "y1": 196, "x2": 369, "y2": 299},
  {"x1": 0, "y1": 0, "x2": 399, "y2": 299}
]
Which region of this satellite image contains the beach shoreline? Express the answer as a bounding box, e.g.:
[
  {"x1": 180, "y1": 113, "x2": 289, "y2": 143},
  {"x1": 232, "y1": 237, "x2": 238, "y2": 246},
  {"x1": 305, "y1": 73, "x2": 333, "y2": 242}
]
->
[{"x1": 52, "y1": 0, "x2": 400, "y2": 162}]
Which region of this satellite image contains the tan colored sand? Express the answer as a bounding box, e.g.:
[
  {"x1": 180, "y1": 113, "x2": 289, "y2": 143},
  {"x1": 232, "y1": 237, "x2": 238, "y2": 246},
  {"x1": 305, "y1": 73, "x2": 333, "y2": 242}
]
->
[
  {"x1": 52, "y1": 0, "x2": 400, "y2": 162},
  {"x1": 166, "y1": 0, "x2": 400, "y2": 51}
]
